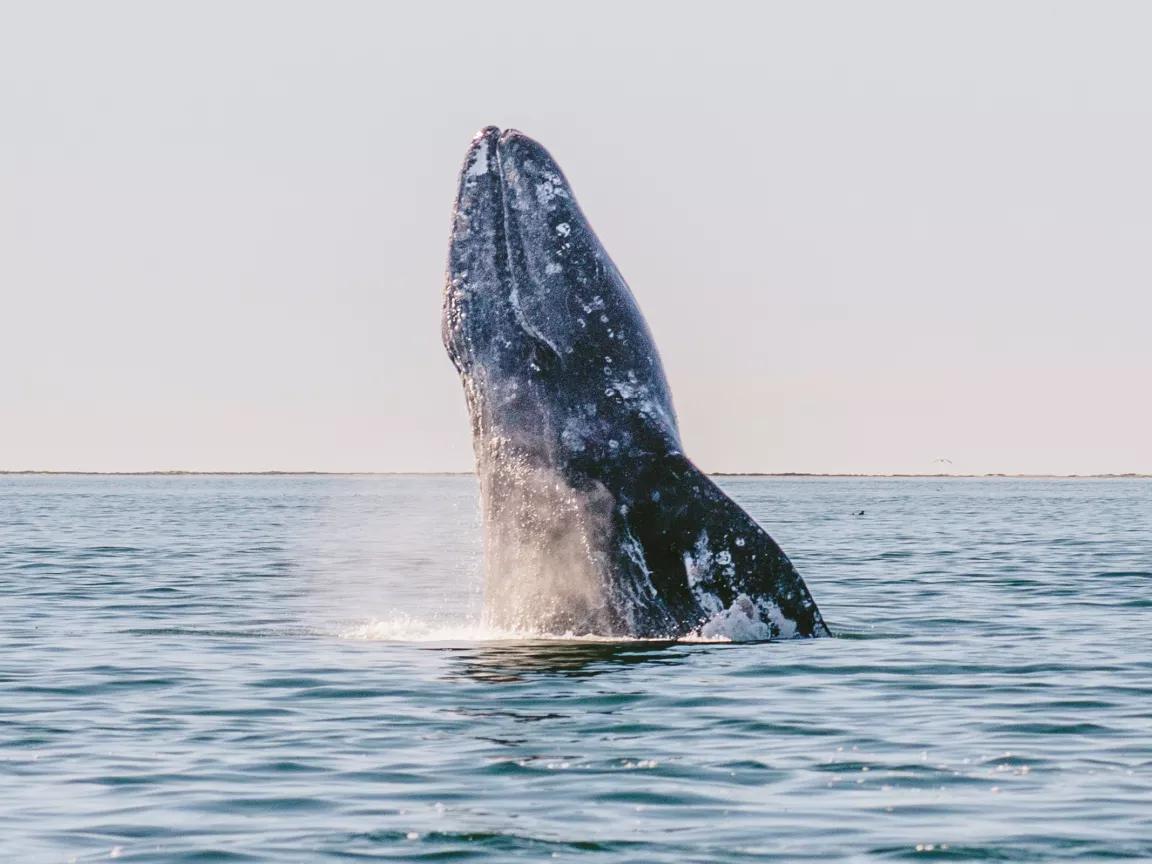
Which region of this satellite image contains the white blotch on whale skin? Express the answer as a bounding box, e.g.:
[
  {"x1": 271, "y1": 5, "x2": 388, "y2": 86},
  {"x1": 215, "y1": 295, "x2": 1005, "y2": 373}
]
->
[
  {"x1": 735, "y1": 537, "x2": 746, "y2": 547},
  {"x1": 555, "y1": 222, "x2": 571, "y2": 237},
  {"x1": 560, "y1": 421, "x2": 586, "y2": 453},
  {"x1": 535, "y1": 173, "x2": 570, "y2": 205},
  {"x1": 606, "y1": 378, "x2": 645, "y2": 403},
  {"x1": 581, "y1": 300, "x2": 605, "y2": 315},
  {"x1": 683, "y1": 532, "x2": 712, "y2": 589},
  {"x1": 545, "y1": 262, "x2": 562, "y2": 275},
  {"x1": 686, "y1": 534, "x2": 732, "y2": 589},
  {"x1": 466, "y1": 138, "x2": 489, "y2": 177}
]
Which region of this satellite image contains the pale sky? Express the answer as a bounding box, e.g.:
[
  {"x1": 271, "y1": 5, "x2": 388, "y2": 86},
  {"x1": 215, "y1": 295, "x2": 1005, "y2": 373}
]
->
[{"x1": 2, "y1": 1, "x2": 1149, "y2": 474}]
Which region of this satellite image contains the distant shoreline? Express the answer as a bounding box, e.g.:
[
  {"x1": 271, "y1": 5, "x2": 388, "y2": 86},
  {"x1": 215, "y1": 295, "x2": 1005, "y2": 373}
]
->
[{"x1": 2, "y1": 471, "x2": 1149, "y2": 479}]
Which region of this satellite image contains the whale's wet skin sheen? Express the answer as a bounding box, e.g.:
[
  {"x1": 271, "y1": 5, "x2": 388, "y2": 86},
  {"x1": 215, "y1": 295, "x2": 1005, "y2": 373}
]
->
[
  {"x1": 444, "y1": 127, "x2": 827, "y2": 640},
  {"x1": 2, "y1": 475, "x2": 1151, "y2": 862}
]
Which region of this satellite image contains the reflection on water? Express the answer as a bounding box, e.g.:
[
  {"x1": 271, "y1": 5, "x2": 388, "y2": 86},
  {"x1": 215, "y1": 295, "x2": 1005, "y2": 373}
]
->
[{"x1": 440, "y1": 639, "x2": 687, "y2": 682}]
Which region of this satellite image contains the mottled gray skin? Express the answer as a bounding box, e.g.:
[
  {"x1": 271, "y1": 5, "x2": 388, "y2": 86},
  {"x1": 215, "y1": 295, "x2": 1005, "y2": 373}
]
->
[{"x1": 444, "y1": 127, "x2": 829, "y2": 639}]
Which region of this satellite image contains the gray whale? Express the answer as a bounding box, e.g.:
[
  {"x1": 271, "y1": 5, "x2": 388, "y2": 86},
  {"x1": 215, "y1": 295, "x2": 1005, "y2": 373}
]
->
[{"x1": 443, "y1": 126, "x2": 829, "y2": 640}]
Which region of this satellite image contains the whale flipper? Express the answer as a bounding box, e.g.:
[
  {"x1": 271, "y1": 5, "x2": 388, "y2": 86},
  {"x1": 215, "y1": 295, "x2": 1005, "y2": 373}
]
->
[{"x1": 615, "y1": 454, "x2": 829, "y2": 639}]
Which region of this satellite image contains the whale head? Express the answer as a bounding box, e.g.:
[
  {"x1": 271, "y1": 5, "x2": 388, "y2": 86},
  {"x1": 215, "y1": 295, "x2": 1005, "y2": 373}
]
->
[{"x1": 444, "y1": 126, "x2": 679, "y2": 472}]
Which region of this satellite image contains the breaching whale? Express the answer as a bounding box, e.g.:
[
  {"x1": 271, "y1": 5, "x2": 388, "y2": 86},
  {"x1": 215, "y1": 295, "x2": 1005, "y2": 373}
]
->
[{"x1": 443, "y1": 127, "x2": 829, "y2": 640}]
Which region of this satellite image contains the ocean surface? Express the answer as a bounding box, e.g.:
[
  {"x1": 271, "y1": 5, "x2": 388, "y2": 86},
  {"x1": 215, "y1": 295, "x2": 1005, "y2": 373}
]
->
[{"x1": 2, "y1": 475, "x2": 1149, "y2": 863}]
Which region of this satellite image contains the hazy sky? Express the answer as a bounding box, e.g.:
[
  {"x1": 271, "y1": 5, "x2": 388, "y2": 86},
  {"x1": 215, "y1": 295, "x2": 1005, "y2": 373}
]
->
[{"x1": 2, "y1": 1, "x2": 1149, "y2": 473}]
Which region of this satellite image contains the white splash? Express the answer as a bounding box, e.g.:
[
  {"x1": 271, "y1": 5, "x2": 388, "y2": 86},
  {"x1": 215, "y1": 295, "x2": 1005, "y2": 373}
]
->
[
  {"x1": 338, "y1": 615, "x2": 732, "y2": 644},
  {"x1": 339, "y1": 616, "x2": 548, "y2": 642},
  {"x1": 699, "y1": 594, "x2": 772, "y2": 641},
  {"x1": 681, "y1": 532, "x2": 791, "y2": 641}
]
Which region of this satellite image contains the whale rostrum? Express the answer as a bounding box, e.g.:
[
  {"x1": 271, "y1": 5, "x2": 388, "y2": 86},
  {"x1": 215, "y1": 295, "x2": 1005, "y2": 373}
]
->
[{"x1": 443, "y1": 126, "x2": 829, "y2": 640}]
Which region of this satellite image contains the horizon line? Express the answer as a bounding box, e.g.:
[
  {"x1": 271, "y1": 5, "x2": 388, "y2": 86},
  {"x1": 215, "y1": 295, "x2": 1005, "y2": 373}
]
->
[{"x1": 2, "y1": 470, "x2": 1150, "y2": 479}]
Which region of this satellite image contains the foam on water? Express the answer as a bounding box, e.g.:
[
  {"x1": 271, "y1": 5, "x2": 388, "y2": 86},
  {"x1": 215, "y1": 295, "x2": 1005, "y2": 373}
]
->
[{"x1": 337, "y1": 614, "x2": 737, "y2": 644}]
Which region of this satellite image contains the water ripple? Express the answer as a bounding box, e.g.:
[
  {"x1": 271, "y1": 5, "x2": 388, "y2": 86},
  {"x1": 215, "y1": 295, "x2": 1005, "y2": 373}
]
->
[{"x1": 1, "y1": 475, "x2": 1149, "y2": 862}]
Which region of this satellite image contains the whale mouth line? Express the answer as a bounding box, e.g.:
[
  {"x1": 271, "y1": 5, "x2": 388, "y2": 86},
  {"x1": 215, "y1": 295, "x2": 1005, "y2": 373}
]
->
[
  {"x1": 472, "y1": 124, "x2": 524, "y2": 147},
  {"x1": 471, "y1": 126, "x2": 565, "y2": 365}
]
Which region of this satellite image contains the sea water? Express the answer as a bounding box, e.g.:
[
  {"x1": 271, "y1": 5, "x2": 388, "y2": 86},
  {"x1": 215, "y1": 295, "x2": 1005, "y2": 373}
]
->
[{"x1": 1, "y1": 475, "x2": 1149, "y2": 862}]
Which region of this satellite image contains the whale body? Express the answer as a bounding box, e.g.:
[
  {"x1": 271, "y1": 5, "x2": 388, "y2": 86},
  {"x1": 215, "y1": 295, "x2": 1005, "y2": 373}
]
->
[{"x1": 443, "y1": 126, "x2": 829, "y2": 640}]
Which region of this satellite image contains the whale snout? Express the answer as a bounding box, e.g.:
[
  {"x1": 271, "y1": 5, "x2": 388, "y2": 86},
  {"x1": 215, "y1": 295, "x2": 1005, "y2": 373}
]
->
[
  {"x1": 445, "y1": 124, "x2": 624, "y2": 377},
  {"x1": 494, "y1": 129, "x2": 568, "y2": 186},
  {"x1": 459, "y1": 126, "x2": 547, "y2": 179}
]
